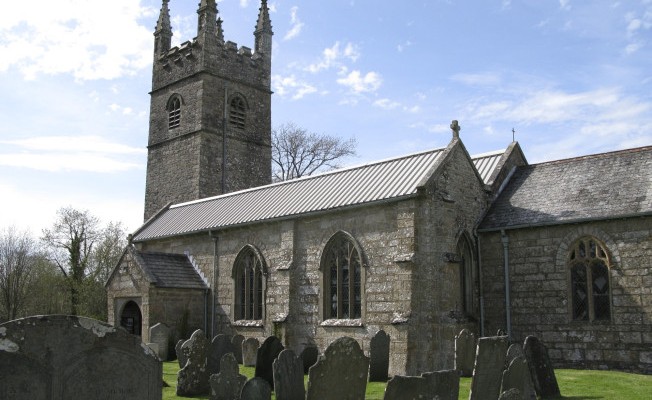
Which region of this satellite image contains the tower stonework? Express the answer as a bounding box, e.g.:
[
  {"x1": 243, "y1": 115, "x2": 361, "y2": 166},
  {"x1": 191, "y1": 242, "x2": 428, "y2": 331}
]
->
[{"x1": 144, "y1": 0, "x2": 273, "y2": 220}]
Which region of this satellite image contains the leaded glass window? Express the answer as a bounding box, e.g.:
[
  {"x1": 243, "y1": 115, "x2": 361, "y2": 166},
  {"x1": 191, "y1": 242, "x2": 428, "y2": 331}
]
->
[
  {"x1": 234, "y1": 246, "x2": 264, "y2": 320},
  {"x1": 569, "y1": 237, "x2": 611, "y2": 322},
  {"x1": 322, "y1": 232, "x2": 363, "y2": 319}
]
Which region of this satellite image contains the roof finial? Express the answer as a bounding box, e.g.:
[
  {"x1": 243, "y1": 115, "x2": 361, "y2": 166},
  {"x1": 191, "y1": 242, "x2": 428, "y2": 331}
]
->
[
  {"x1": 450, "y1": 120, "x2": 461, "y2": 139},
  {"x1": 512, "y1": 127, "x2": 516, "y2": 142}
]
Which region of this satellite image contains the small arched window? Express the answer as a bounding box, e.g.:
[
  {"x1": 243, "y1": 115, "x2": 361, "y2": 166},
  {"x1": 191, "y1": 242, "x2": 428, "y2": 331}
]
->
[
  {"x1": 168, "y1": 96, "x2": 181, "y2": 129},
  {"x1": 233, "y1": 245, "x2": 265, "y2": 321},
  {"x1": 321, "y1": 232, "x2": 363, "y2": 320},
  {"x1": 456, "y1": 234, "x2": 475, "y2": 316},
  {"x1": 229, "y1": 95, "x2": 246, "y2": 130},
  {"x1": 569, "y1": 237, "x2": 611, "y2": 322}
]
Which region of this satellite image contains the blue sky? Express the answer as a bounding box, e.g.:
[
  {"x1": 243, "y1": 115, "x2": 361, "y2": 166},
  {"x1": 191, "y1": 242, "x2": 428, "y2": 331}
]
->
[{"x1": 1, "y1": 0, "x2": 651, "y2": 235}]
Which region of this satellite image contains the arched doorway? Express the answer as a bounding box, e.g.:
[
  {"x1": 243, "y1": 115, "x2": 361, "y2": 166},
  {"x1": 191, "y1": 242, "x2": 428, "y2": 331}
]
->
[{"x1": 120, "y1": 301, "x2": 142, "y2": 336}]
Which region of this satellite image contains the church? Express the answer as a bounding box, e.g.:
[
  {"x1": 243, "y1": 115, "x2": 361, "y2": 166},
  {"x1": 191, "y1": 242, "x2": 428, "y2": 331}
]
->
[{"x1": 106, "y1": 0, "x2": 651, "y2": 375}]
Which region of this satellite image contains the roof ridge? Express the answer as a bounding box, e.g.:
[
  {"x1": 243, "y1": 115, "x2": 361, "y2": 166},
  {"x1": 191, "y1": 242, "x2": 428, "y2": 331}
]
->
[{"x1": 530, "y1": 145, "x2": 652, "y2": 167}]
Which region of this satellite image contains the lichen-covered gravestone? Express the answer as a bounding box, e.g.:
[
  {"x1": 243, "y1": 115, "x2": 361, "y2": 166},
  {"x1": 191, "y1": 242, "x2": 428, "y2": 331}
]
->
[
  {"x1": 273, "y1": 349, "x2": 305, "y2": 400},
  {"x1": 369, "y1": 329, "x2": 390, "y2": 382},
  {"x1": 523, "y1": 336, "x2": 560, "y2": 398},
  {"x1": 455, "y1": 328, "x2": 476, "y2": 377},
  {"x1": 255, "y1": 336, "x2": 284, "y2": 389},
  {"x1": 500, "y1": 356, "x2": 536, "y2": 400},
  {"x1": 384, "y1": 370, "x2": 459, "y2": 400},
  {"x1": 208, "y1": 334, "x2": 235, "y2": 375},
  {"x1": 300, "y1": 345, "x2": 319, "y2": 374},
  {"x1": 0, "y1": 315, "x2": 161, "y2": 400},
  {"x1": 232, "y1": 334, "x2": 245, "y2": 364},
  {"x1": 177, "y1": 329, "x2": 210, "y2": 396},
  {"x1": 243, "y1": 337, "x2": 260, "y2": 367},
  {"x1": 469, "y1": 336, "x2": 509, "y2": 400},
  {"x1": 176, "y1": 339, "x2": 188, "y2": 368},
  {"x1": 306, "y1": 336, "x2": 369, "y2": 400},
  {"x1": 240, "y1": 377, "x2": 272, "y2": 400},
  {"x1": 149, "y1": 322, "x2": 171, "y2": 361},
  {"x1": 209, "y1": 353, "x2": 247, "y2": 400}
]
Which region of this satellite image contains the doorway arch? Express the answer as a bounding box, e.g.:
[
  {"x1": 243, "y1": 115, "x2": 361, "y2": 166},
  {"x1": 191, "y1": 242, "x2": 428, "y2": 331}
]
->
[{"x1": 120, "y1": 300, "x2": 142, "y2": 336}]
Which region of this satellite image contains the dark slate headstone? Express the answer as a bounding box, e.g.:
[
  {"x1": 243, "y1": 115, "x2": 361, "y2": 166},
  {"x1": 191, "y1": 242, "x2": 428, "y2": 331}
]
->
[
  {"x1": 209, "y1": 353, "x2": 247, "y2": 400},
  {"x1": 300, "y1": 345, "x2": 319, "y2": 374},
  {"x1": 523, "y1": 336, "x2": 560, "y2": 398},
  {"x1": 384, "y1": 370, "x2": 460, "y2": 400},
  {"x1": 176, "y1": 339, "x2": 188, "y2": 368},
  {"x1": 421, "y1": 369, "x2": 460, "y2": 400},
  {"x1": 255, "y1": 336, "x2": 285, "y2": 389},
  {"x1": 455, "y1": 328, "x2": 477, "y2": 377},
  {"x1": 177, "y1": 329, "x2": 210, "y2": 396},
  {"x1": 208, "y1": 334, "x2": 235, "y2": 375},
  {"x1": 243, "y1": 337, "x2": 260, "y2": 367},
  {"x1": 273, "y1": 349, "x2": 305, "y2": 400},
  {"x1": 149, "y1": 322, "x2": 171, "y2": 361},
  {"x1": 469, "y1": 336, "x2": 509, "y2": 400},
  {"x1": 0, "y1": 315, "x2": 161, "y2": 400},
  {"x1": 369, "y1": 329, "x2": 390, "y2": 382},
  {"x1": 501, "y1": 356, "x2": 536, "y2": 400},
  {"x1": 240, "y1": 377, "x2": 272, "y2": 400},
  {"x1": 232, "y1": 334, "x2": 245, "y2": 364},
  {"x1": 306, "y1": 336, "x2": 369, "y2": 400}
]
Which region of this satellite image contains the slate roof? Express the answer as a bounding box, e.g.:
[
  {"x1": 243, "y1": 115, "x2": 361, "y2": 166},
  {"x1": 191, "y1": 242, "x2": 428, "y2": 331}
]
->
[
  {"x1": 132, "y1": 248, "x2": 208, "y2": 289},
  {"x1": 479, "y1": 146, "x2": 652, "y2": 231}
]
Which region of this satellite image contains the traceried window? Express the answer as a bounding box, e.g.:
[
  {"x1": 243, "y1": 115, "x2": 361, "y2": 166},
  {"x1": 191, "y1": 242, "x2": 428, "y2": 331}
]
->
[
  {"x1": 569, "y1": 237, "x2": 611, "y2": 322},
  {"x1": 321, "y1": 232, "x2": 363, "y2": 320},
  {"x1": 233, "y1": 245, "x2": 265, "y2": 321},
  {"x1": 229, "y1": 95, "x2": 246, "y2": 130},
  {"x1": 168, "y1": 96, "x2": 181, "y2": 129}
]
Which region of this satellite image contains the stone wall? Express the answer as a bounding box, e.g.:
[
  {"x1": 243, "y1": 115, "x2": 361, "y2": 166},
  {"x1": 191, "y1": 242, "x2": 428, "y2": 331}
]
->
[{"x1": 480, "y1": 217, "x2": 652, "y2": 373}]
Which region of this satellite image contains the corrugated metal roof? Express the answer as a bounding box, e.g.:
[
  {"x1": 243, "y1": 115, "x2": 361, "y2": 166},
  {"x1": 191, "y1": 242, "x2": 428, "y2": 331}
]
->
[
  {"x1": 134, "y1": 147, "x2": 448, "y2": 241},
  {"x1": 471, "y1": 149, "x2": 504, "y2": 184}
]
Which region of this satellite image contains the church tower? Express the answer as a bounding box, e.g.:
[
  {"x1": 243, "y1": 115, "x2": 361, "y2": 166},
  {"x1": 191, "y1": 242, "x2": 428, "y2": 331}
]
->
[{"x1": 144, "y1": 0, "x2": 273, "y2": 220}]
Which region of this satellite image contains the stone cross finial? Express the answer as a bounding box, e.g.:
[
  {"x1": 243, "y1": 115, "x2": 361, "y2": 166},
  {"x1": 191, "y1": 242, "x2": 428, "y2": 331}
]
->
[{"x1": 451, "y1": 120, "x2": 460, "y2": 139}]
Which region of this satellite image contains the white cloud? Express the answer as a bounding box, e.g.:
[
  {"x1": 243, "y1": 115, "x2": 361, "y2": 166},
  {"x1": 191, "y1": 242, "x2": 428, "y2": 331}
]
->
[
  {"x1": 239, "y1": 0, "x2": 251, "y2": 8},
  {"x1": 374, "y1": 98, "x2": 400, "y2": 110},
  {"x1": 337, "y1": 70, "x2": 382, "y2": 93},
  {"x1": 451, "y1": 72, "x2": 502, "y2": 86},
  {"x1": 306, "y1": 42, "x2": 360, "y2": 73},
  {"x1": 559, "y1": 0, "x2": 572, "y2": 11},
  {"x1": 272, "y1": 74, "x2": 317, "y2": 100},
  {"x1": 2, "y1": 136, "x2": 145, "y2": 155},
  {"x1": 284, "y1": 6, "x2": 304, "y2": 40}
]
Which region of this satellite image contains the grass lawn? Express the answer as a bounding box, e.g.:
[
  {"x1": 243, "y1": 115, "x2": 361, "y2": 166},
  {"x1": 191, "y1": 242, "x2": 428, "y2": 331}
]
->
[{"x1": 162, "y1": 361, "x2": 652, "y2": 399}]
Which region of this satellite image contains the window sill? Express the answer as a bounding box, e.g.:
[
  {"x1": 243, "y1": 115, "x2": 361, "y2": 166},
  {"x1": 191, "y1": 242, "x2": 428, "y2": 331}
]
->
[
  {"x1": 321, "y1": 319, "x2": 363, "y2": 327},
  {"x1": 231, "y1": 320, "x2": 264, "y2": 328}
]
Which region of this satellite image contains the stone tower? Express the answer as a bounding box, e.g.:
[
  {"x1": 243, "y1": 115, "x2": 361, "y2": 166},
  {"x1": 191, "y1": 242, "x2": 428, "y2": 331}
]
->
[{"x1": 144, "y1": 0, "x2": 273, "y2": 220}]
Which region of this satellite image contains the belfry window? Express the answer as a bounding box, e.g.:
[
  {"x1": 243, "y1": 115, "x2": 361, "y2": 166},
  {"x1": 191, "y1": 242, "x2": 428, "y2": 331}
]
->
[
  {"x1": 229, "y1": 96, "x2": 246, "y2": 130},
  {"x1": 233, "y1": 245, "x2": 265, "y2": 321},
  {"x1": 321, "y1": 232, "x2": 363, "y2": 320},
  {"x1": 569, "y1": 237, "x2": 611, "y2": 322},
  {"x1": 168, "y1": 96, "x2": 181, "y2": 129}
]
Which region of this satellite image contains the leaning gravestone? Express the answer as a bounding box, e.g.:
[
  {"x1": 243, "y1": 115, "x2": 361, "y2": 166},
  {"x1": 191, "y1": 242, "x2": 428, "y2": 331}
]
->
[
  {"x1": 209, "y1": 353, "x2": 247, "y2": 400},
  {"x1": 149, "y1": 322, "x2": 171, "y2": 361},
  {"x1": 243, "y1": 337, "x2": 260, "y2": 367},
  {"x1": 501, "y1": 356, "x2": 536, "y2": 400},
  {"x1": 232, "y1": 334, "x2": 245, "y2": 364},
  {"x1": 273, "y1": 349, "x2": 305, "y2": 400},
  {"x1": 384, "y1": 370, "x2": 459, "y2": 400},
  {"x1": 177, "y1": 329, "x2": 210, "y2": 396},
  {"x1": 455, "y1": 328, "x2": 476, "y2": 377},
  {"x1": 176, "y1": 339, "x2": 188, "y2": 368},
  {"x1": 208, "y1": 334, "x2": 235, "y2": 375},
  {"x1": 240, "y1": 377, "x2": 272, "y2": 400},
  {"x1": 369, "y1": 329, "x2": 390, "y2": 382},
  {"x1": 469, "y1": 336, "x2": 509, "y2": 400},
  {"x1": 0, "y1": 315, "x2": 161, "y2": 400},
  {"x1": 300, "y1": 345, "x2": 319, "y2": 374},
  {"x1": 255, "y1": 336, "x2": 285, "y2": 389},
  {"x1": 306, "y1": 336, "x2": 369, "y2": 400},
  {"x1": 523, "y1": 336, "x2": 560, "y2": 398}
]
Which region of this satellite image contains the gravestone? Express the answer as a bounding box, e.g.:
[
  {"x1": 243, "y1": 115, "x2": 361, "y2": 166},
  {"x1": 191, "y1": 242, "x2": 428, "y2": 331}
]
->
[
  {"x1": 177, "y1": 329, "x2": 210, "y2": 396},
  {"x1": 240, "y1": 377, "x2": 272, "y2": 400},
  {"x1": 306, "y1": 336, "x2": 369, "y2": 400},
  {"x1": 384, "y1": 370, "x2": 459, "y2": 400},
  {"x1": 369, "y1": 329, "x2": 390, "y2": 382},
  {"x1": 421, "y1": 369, "x2": 460, "y2": 400},
  {"x1": 455, "y1": 328, "x2": 476, "y2": 377},
  {"x1": 501, "y1": 356, "x2": 536, "y2": 400},
  {"x1": 0, "y1": 315, "x2": 161, "y2": 400},
  {"x1": 232, "y1": 334, "x2": 245, "y2": 364},
  {"x1": 255, "y1": 336, "x2": 285, "y2": 389},
  {"x1": 523, "y1": 336, "x2": 560, "y2": 398},
  {"x1": 149, "y1": 322, "x2": 171, "y2": 361},
  {"x1": 243, "y1": 337, "x2": 260, "y2": 367},
  {"x1": 209, "y1": 353, "x2": 247, "y2": 400},
  {"x1": 273, "y1": 349, "x2": 305, "y2": 400},
  {"x1": 208, "y1": 334, "x2": 235, "y2": 375},
  {"x1": 300, "y1": 345, "x2": 319, "y2": 374},
  {"x1": 505, "y1": 343, "x2": 525, "y2": 368},
  {"x1": 469, "y1": 335, "x2": 509, "y2": 400},
  {"x1": 176, "y1": 339, "x2": 188, "y2": 368},
  {"x1": 498, "y1": 388, "x2": 523, "y2": 400}
]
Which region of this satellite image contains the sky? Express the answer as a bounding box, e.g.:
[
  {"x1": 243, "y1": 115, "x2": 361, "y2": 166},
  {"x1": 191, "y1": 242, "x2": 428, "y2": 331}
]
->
[{"x1": 0, "y1": 0, "x2": 650, "y2": 236}]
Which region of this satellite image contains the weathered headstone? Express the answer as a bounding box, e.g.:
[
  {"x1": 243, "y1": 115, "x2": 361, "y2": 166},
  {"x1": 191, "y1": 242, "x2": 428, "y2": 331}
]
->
[
  {"x1": 455, "y1": 328, "x2": 476, "y2": 377},
  {"x1": 0, "y1": 315, "x2": 161, "y2": 400},
  {"x1": 149, "y1": 322, "x2": 171, "y2": 361},
  {"x1": 300, "y1": 345, "x2": 319, "y2": 374},
  {"x1": 384, "y1": 370, "x2": 460, "y2": 400},
  {"x1": 255, "y1": 336, "x2": 285, "y2": 389},
  {"x1": 243, "y1": 337, "x2": 260, "y2": 367},
  {"x1": 273, "y1": 349, "x2": 305, "y2": 400},
  {"x1": 208, "y1": 334, "x2": 235, "y2": 375},
  {"x1": 232, "y1": 334, "x2": 245, "y2": 364},
  {"x1": 369, "y1": 329, "x2": 390, "y2": 382},
  {"x1": 469, "y1": 335, "x2": 509, "y2": 400},
  {"x1": 177, "y1": 329, "x2": 210, "y2": 396},
  {"x1": 498, "y1": 388, "x2": 523, "y2": 400},
  {"x1": 505, "y1": 343, "x2": 525, "y2": 368},
  {"x1": 501, "y1": 356, "x2": 536, "y2": 400},
  {"x1": 240, "y1": 377, "x2": 272, "y2": 400},
  {"x1": 306, "y1": 336, "x2": 369, "y2": 400},
  {"x1": 209, "y1": 353, "x2": 247, "y2": 400},
  {"x1": 176, "y1": 339, "x2": 188, "y2": 368},
  {"x1": 421, "y1": 369, "x2": 460, "y2": 400},
  {"x1": 523, "y1": 336, "x2": 560, "y2": 398}
]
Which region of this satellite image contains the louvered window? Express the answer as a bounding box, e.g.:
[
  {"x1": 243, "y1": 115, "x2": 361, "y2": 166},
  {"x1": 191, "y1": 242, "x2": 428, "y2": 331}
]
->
[
  {"x1": 229, "y1": 96, "x2": 246, "y2": 130},
  {"x1": 569, "y1": 237, "x2": 611, "y2": 322},
  {"x1": 322, "y1": 232, "x2": 363, "y2": 319},
  {"x1": 168, "y1": 97, "x2": 181, "y2": 129}
]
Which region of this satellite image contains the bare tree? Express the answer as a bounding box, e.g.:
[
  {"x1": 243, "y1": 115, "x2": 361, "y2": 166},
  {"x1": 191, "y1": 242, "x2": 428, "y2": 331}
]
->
[
  {"x1": 0, "y1": 227, "x2": 39, "y2": 321},
  {"x1": 272, "y1": 122, "x2": 357, "y2": 181}
]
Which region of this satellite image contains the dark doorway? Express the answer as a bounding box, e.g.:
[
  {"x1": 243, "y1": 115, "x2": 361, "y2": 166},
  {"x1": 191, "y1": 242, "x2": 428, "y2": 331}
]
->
[{"x1": 120, "y1": 301, "x2": 142, "y2": 336}]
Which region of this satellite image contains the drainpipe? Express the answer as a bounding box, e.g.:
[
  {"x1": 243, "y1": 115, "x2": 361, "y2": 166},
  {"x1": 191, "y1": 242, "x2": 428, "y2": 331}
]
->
[
  {"x1": 476, "y1": 232, "x2": 485, "y2": 337},
  {"x1": 501, "y1": 229, "x2": 512, "y2": 339},
  {"x1": 209, "y1": 231, "x2": 219, "y2": 338}
]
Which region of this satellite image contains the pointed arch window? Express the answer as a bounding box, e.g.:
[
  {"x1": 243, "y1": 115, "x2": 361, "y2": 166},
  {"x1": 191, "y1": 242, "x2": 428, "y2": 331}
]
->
[
  {"x1": 229, "y1": 95, "x2": 246, "y2": 130},
  {"x1": 321, "y1": 232, "x2": 364, "y2": 320},
  {"x1": 568, "y1": 237, "x2": 611, "y2": 322},
  {"x1": 456, "y1": 234, "x2": 475, "y2": 316},
  {"x1": 168, "y1": 96, "x2": 181, "y2": 129},
  {"x1": 233, "y1": 245, "x2": 265, "y2": 321}
]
